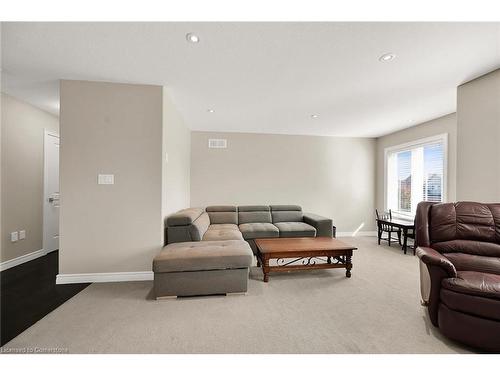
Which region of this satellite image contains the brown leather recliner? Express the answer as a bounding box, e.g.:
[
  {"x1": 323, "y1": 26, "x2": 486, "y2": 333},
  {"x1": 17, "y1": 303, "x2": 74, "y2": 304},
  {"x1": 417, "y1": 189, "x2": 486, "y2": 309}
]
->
[{"x1": 415, "y1": 201, "x2": 500, "y2": 352}]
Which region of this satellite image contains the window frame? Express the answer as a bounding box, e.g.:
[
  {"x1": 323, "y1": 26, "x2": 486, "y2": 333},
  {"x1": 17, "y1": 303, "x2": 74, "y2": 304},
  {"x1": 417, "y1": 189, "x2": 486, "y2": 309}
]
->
[{"x1": 383, "y1": 133, "x2": 448, "y2": 218}]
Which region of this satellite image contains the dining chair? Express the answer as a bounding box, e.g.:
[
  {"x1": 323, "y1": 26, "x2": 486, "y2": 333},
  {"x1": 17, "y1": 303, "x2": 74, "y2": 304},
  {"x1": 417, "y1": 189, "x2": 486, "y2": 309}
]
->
[
  {"x1": 403, "y1": 219, "x2": 416, "y2": 254},
  {"x1": 375, "y1": 209, "x2": 401, "y2": 246}
]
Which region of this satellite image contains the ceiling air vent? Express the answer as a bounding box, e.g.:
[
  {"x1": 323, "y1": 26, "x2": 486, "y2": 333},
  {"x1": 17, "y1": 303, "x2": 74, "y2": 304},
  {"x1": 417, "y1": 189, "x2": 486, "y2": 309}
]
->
[{"x1": 208, "y1": 138, "x2": 227, "y2": 149}]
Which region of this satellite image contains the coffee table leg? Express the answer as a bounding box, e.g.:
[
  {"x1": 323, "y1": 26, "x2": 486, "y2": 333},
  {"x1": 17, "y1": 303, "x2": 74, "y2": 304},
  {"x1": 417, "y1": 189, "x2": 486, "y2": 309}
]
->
[
  {"x1": 256, "y1": 255, "x2": 261, "y2": 267},
  {"x1": 345, "y1": 255, "x2": 352, "y2": 278},
  {"x1": 263, "y1": 256, "x2": 270, "y2": 282}
]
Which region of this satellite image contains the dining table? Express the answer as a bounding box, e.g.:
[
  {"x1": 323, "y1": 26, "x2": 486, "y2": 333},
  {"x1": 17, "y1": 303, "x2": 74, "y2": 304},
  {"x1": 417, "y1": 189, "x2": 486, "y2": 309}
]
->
[{"x1": 376, "y1": 217, "x2": 415, "y2": 254}]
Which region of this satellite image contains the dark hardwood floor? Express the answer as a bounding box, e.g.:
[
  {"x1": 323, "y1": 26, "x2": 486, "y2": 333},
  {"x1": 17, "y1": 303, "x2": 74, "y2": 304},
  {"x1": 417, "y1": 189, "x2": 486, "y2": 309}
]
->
[{"x1": 0, "y1": 251, "x2": 90, "y2": 346}]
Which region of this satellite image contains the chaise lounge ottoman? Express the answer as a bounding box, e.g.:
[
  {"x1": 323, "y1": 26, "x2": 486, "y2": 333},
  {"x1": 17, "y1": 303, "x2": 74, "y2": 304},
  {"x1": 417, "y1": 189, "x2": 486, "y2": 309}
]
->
[{"x1": 153, "y1": 240, "x2": 253, "y2": 298}]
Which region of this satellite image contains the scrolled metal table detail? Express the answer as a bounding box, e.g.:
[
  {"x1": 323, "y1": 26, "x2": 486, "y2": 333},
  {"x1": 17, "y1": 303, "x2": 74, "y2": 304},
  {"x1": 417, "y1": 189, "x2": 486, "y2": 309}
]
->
[
  {"x1": 276, "y1": 256, "x2": 332, "y2": 267},
  {"x1": 331, "y1": 256, "x2": 346, "y2": 265}
]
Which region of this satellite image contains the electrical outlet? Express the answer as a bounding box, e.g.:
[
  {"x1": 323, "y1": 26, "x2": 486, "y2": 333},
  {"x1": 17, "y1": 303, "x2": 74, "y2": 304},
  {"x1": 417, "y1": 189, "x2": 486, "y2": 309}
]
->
[
  {"x1": 19, "y1": 230, "x2": 26, "y2": 240},
  {"x1": 10, "y1": 231, "x2": 18, "y2": 242}
]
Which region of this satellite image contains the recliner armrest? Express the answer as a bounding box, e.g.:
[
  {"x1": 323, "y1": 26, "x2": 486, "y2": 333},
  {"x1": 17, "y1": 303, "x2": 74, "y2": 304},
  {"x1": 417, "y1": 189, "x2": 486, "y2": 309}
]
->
[
  {"x1": 416, "y1": 246, "x2": 457, "y2": 278},
  {"x1": 416, "y1": 246, "x2": 457, "y2": 326},
  {"x1": 303, "y1": 213, "x2": 333, "y2": 237}
]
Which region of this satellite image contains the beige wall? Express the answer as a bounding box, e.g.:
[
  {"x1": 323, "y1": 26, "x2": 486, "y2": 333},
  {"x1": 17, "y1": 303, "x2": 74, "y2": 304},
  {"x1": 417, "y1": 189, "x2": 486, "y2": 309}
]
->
[
  {"x1": 375, "y1": 113, "x2": 457, "y2": 211},
  {"x1": 457, "y1": 69, "x2": 500, "y2": 202},
  {"x1": 59, "y1": 80, "x2": 163, "y2": 274},
  {"x1": 0, "y1": 26, "x2": 2, "y2": 259},
  {"x1": 191, "y1": 132, "x2": 376, "y2": 233},
  {"x1": 1, "y1": 93, "x2": 59, "y2": 263},
  {"x1": 162, "y1": 89, "x2": 191, "y2": 218}
]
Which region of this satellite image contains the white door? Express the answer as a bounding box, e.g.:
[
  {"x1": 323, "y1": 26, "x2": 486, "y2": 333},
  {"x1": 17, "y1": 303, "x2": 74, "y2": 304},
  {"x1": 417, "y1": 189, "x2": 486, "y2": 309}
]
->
[{"x1": 43, "y1": 132, "x2": 60, "y2": 253}]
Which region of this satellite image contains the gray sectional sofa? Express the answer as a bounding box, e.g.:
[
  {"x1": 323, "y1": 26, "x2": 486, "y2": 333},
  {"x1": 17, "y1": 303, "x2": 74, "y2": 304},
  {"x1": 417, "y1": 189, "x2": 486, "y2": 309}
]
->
[
  {"x1": 166, "y1": 204, "x2": 333, "y2": 249},
  {"x1": 153, "y1": 205, "x2": 333, "y2": 298}
]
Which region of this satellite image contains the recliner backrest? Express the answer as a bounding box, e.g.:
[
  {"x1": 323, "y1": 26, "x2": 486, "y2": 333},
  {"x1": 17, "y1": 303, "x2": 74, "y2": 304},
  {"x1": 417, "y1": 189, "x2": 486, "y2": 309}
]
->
[
  {"x1": 270, "y1": 205, "x2": 303, "y2": 223},
  {"x1": 206, "y1": 206, "x2": 238, "y2": 224},
  {"x1": 416, "y1": 201, "x2": 500, "y2": 257},
  {"x1": 238, "y1": 205, "x2": 271, "y2": 224},
  {"x1": 430, "y1": 202, "x2": 498, "y2": 243}
]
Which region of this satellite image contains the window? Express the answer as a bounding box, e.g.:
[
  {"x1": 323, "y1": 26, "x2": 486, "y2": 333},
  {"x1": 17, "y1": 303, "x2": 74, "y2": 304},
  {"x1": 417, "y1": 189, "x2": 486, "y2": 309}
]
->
[{"x1": 385, "y1": 134, "x2": 447, "y2": 217}]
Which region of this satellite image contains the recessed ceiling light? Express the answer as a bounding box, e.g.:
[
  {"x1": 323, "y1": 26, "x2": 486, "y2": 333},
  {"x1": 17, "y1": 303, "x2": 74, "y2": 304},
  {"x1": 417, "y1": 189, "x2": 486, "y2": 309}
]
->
[
  {"x1": 379, "y1": 53, "x2": 396, "y2": 62},
  {"x1": 311, "y1": 114, "x2": 319, "y2": 119},
  {"x1": 207, "y1": 109, "x2": 215, "y2": 113},
  {"x1": 186, "y1": 33, "x2": 200, "y2": 43}
]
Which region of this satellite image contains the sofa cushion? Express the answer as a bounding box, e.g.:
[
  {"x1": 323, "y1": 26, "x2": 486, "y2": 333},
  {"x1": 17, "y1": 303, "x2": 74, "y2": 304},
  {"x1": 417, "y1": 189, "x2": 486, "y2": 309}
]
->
[
  {"x1": 238, "y1": 222, "x2": 279, "y2": 240},
  {"x1": 189, "y1": 212, "x2": 210, "y2": 241},
  {"x1": 274, "y1": 222, "x2": 317, "y2": 237},
  {"x1": 444, "y1": 252, "x2": 500, "y2": 275},
  {"x1": 153, "y1": 240, "x2": 253, "y2": 273},
  {"x1": 238, "y1": 205, "x2": 270, "y2": 212},
  {"x1": 238, "y1": 205, "x2": 272, "y2": 224},
  {"x1": 203, "y1": 224, "x2": 243, "y2": 241},
  {"x1": 270, "y1": 205, "x2": 303, "y2": 223},
  {"x1": 208, "y1": 224, "x2": 239, "y2": 231},
  {"x1": 455, "y1": 202, "x2": 497, "y2": 242},
  {"x1": 270, "y1": 205, "x2": 302, "y2": 211},
  {"x1": 206, "y1": 205, "x2": 238, "y2": 224},
  {"x1": 440, "y1": 288, "x2": 500, "y2": 321},
  {"x1": 166, "y1": 208, "x2": 204, "y2": 226},
  {"x1": 441, "y1": 271, "x2": 500, "y2": 300},
  {"x1": 433, "y1": 240, "x2": 500, "y2": 258},
  {"x1": 206, "y1": 205, "x2": 237, "y2": 212},
  {"x1": 430, "y1": 202, "x2": 498, "y2": 244}
]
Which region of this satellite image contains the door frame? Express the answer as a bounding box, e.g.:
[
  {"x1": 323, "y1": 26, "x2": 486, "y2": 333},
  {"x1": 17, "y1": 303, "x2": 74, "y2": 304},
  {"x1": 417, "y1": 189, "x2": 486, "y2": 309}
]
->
[{"x1": 43, "y1": 130, "x2": 60, "y2": 254}]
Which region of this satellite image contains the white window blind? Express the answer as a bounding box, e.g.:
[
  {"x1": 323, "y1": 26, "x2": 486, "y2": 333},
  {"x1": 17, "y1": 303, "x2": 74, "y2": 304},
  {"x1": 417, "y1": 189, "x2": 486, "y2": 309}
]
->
[{"x1": 386, "y1": 135, "x2": 446, "y2": 216}]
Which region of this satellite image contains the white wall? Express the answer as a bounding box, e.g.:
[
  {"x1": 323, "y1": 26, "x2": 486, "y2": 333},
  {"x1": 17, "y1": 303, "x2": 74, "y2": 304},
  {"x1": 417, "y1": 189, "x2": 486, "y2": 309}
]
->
[
  {"x1": 162, "y1": 89, "x2": 191, "y2": 218},
  {"x1": 59, "y1": 80, "x2": 164, "y2": 275},
  {"x1": 1, "y1": 93, "x2": 59, "y2": 263},
  {"x1": 191, "y1": 131, "x2": 376, "y2": 233},
  {"x1": 457, "y1": 69, "x2": 500, "y2": 202},
  {"x1": 375, "y1": 113, "x2": 457, "y2": 211}
]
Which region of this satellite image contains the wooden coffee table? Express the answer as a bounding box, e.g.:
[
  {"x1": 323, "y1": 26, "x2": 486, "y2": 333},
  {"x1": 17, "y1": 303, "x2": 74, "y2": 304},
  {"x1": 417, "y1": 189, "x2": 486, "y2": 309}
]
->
[{"x1": 255, "y1": 237, "x2": 357, "y2": 282}]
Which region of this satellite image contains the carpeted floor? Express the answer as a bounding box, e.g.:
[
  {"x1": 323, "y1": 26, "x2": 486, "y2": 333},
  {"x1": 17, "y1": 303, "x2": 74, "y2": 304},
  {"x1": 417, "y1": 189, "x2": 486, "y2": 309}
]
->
[{"x1": 2, "y1": 237, "x2": 476, "y2": 353}]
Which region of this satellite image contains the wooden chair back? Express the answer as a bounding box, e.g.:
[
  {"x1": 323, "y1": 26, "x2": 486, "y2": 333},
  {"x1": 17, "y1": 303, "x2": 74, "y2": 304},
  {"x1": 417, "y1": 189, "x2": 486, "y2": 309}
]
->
[{"x1": 376, "y1": 209, "x2": 393, "y2": 231}]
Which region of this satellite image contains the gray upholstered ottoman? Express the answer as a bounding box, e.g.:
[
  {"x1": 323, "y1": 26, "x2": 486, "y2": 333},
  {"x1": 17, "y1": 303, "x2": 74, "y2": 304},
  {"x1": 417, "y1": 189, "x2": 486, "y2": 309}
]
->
[{"x1": 153, "y1": 240, "x2": 253, "y2": 298}]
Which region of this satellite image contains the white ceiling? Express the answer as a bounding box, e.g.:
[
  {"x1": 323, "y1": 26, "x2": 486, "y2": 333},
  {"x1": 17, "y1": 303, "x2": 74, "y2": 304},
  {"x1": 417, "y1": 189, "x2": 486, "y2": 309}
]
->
[{"x1": 2, "y1": 22, "x2": 499, "y2": 137}]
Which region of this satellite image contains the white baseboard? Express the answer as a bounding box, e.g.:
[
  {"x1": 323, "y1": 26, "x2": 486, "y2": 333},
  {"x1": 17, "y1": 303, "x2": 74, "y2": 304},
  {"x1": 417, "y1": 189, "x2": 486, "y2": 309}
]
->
[
  {"x1": 336, "y1": 231, "x2": 377, "y2": 237},
  {"x1": 0, "y1": 249, "x2": 46, "y2": 272},
  {"x1": 56, "y1": 271, "x2": 154, "y2": 284}
]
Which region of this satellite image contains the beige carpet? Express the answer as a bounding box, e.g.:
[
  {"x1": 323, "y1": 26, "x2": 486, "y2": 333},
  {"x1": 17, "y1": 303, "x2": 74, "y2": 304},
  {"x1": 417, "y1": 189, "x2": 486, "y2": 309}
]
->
[{"x1": 3, "y1": 237, "x2": 476, "y2": 353}]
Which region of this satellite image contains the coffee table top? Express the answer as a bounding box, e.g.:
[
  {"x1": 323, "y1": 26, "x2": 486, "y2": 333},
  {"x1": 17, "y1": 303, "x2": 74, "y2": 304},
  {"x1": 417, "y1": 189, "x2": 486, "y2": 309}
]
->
[{"x1": 255, "y1": 237, "x2": 357, "y2": 254}]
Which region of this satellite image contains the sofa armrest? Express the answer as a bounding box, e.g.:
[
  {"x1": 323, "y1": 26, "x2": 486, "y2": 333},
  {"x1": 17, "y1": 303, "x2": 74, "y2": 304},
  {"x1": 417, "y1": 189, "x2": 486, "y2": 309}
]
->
[
  {"x1": 416, "y1": 247, "x2": 457, "y2": 278},
  {"x1": 303, "y1": 213, "x2": 333, "y2": 237},
  {"x1": 416, "y1": 246, "x2": 457, "y2": 326}
]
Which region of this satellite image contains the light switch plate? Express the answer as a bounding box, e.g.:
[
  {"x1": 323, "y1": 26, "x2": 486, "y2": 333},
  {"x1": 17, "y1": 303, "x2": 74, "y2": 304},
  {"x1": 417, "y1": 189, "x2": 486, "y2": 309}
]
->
[
  {"x1": 11, "y1": 231, "x2": 18, "y2": 242},
  {"x1": 19, "y1": 230, "x2": 26, "y2": 240},
  {"x1": 98, "y1": 174, "x2": 114, "y2": 185}
]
